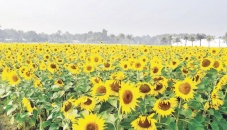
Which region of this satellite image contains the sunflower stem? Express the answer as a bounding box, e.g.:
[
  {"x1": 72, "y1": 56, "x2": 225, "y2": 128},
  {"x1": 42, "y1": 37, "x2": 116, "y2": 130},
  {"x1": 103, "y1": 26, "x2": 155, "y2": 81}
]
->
[
  {"x1": 176, "y1": 99, "x2": 182, "y2": 127},
  {"x1": 116, "y1": 104, "x2": 122, "y2": 130}
]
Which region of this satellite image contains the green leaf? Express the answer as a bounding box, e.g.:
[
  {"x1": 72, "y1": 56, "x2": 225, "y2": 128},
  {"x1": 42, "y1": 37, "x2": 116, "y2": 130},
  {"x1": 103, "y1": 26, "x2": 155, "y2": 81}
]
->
[
  {"x1": 168, "y1": 122, "x2": 178, "y2": 130},
  {"x1": 49, "y1": 123, "x2": 59, "y2": 130},
  {"x1": 43, "y1": 121, "x2": 51, "y2": 128},
  {"x1": 99, "y1": 102, "x2": 114, "y2": 113},
  {"x1": 219, "y1": 119, "x2": 227, "y2": 130},
  {"x1": 211, "y1": 122, "x2": 219, "y2": 130},
  {"x1": 213, "y1": 111, "x2": 223, "y2": 121}
]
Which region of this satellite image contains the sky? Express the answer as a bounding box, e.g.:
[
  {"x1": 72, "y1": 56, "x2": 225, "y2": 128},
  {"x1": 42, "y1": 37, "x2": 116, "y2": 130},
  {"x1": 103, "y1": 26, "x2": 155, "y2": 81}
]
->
[{"x1": 0, "y1": 0, "x2": 227, "y2": 37}]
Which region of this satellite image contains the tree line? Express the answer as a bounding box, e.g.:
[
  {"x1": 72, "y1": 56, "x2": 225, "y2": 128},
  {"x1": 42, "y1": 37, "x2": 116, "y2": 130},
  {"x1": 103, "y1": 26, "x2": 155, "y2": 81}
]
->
[{"x1": 0, "y1": 27, "x2": 227, "y2": 45}]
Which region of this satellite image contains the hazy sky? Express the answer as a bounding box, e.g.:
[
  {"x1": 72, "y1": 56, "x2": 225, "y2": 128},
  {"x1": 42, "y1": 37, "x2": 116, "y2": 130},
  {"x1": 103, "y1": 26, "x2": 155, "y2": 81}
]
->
[{"x1": 0, "y1": 0, "x2": 227, "y2": 36}]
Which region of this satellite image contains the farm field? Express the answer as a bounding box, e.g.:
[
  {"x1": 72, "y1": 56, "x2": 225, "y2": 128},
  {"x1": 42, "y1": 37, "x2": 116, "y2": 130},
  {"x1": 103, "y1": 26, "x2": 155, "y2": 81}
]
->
[{"x1": 0, "y1": 43, "x2": 227, "y2": 130}]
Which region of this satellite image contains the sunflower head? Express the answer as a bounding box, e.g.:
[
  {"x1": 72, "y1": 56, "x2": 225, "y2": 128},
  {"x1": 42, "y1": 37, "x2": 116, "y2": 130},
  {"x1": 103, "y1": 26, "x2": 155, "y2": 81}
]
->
[
  {"x1": 174, "y1": 78, "x2": 196, "y2": 101},
  {"x1": 153, "y1": 98, "x2": 177, "y2": 117},
  {"x1": 72, "y1": 114, "x2": 105, "y2": 130},
  {"x1": 119, "y1": 82, "x2": 140, "y2": 114},
  {"x1": 131, "y1": 114, "x2": 157, "y2": 130}
]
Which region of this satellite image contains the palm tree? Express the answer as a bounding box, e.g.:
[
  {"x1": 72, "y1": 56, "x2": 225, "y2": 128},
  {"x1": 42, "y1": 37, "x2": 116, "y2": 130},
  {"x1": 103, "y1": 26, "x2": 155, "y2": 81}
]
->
[
  {"x1": 183, "y1": 34, "x2": 189, "y2": 46},
  {"x1": 196, "y1": 33, "x2": 206, "y2": 46},
  {"x1": 206, "y1": 35, "x2": 214, "y2": 47},
  {"x1": 189, "y1": 35, "x2": 196, "y2": 46}
]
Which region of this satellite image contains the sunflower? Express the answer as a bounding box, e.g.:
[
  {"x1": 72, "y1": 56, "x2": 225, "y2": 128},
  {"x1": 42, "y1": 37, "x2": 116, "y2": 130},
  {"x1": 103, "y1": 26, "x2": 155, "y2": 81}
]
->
[
  {"x1": 110, "y1": 71, "x2": 125, "y2": 81},
  {"x1": 169, "y1": 59, "x2": 180, "y2": 69},
  {"x1": 68, "y1": 63, "x2": 80, "y2": 74},
  {"x1": 1, "y1": 67, "x2": 10, "y2": 81},
  {"x1": 212, "y1": 60, "x2": 223, "y2": 71},
  {"x1": 120, "y1": 61, "x2": 130, "y2": 70},
  {"x1": 90, "y1": 77, "x2": 102, "y2": 85},
  {"x1": 91, "y1": 82, "x2": 111, "y2": 102},
  {"x1": 153, "y1": 98, "x2": 177, "y2": 117},
  {"x1": 137, "y1": 82, "x2": 152, "y2": 98},
  {"x1": 34, "y1": 79, "x2": 42, "y2": 88},
  {"x1": 131, "y1": 114, "x2": 157, "y2": 130},
  {"x1": 132, "y1": 60, "x2": 145, "y2": 71},
  {"x1": 39, "y1": 61, "x2": 46, "y2": 70},
  {"x1": 174, "y1": 78, "x2": 196, "y2": 101},
  {"x1": 54, "y1": 79, "x2": 64, "y2": 87},
  {"x1": 8, "y1": 71, "x2": 21, "y2": 86},
  {"x1": 75, "y1": 96, "x2": 96, "y2": 111},
  {"x1": 22, "y1": 70, "x2": 33, "y2": 80},
  {"x1": 119, "y1": 82, "x2": 140, "y2": 114},
  {"x1": 210, "y1": 89, "x2": 223, "y2": 110},
  {"x1": 84, "y1": 63, "x2": 95, "y2": 73},
  {"x1": 151, "y1": 76, "x2": 168, "y2": 96},
  {"x1": 102, "y1": 61, "x2": 114, "y2": 71},
  {"x1": 22, "y1": 97, "x2": 36, "y2": 113},
  {"x1": 72, "y1": 114, "x2": 105, "y2": 130},
  {"x1": 106, "y1": 80, "x2": 121, "y2": 96},
  {"x1": 61, "y1": 98, "x2": 77, "y2": 121},
  {"x1": 200, "y1": 57, "x2": 212, "y2": 71},
  {"x1": 150, "y1": 63, "x2": 163, "y2": 76},
  {"x1": 48, "y1": 62, "x2": 58, "y2": 73}
]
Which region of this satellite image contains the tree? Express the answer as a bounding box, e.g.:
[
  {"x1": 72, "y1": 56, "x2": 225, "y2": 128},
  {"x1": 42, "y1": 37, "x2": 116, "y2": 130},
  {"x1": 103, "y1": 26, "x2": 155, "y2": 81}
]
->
[
  {"x1": 166, "y1": 34, "x2": 173, "y2": 45},
  {"x1": 183, "y1": 34, "x2": 189, "y2": 46},
  {"x1": 118, "y1": 33, "x2": 125, "y2": 43},
  {"x1": 160, "y1": 37, "x2": 168, "y2": 45},
  {"x1": 126, "y1": 34, "x2": 133, "y2": 44},
  {"x1": 173, "y1": 37, "x2": 181, "y2": 46},
  {"x1": 206, "y1": 35, "x2": 214, "y2": 47},
  {"x1": 189, "y1": 35, "x2": 196, "y2": 46},
  {"x1": 196, "y1": 33, "x2": 206, "y2": 46},
  {"x1": 109, "y1": 34, "x2": 116, "y2": 43},
  {"x1": 224, "y1": 32, "x2": 227, "y2": 45}
]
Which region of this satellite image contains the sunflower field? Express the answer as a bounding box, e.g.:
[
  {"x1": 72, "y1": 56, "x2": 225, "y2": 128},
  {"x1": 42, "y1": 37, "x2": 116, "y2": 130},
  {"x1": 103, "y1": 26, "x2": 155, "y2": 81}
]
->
[{"x1": 0, "y1": 43, "x2": 227, "y2": 130}]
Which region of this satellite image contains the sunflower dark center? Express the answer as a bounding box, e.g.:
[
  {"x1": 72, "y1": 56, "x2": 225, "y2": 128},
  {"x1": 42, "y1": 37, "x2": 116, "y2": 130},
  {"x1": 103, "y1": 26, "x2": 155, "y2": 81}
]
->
[
  {"x1": 94, "y1": 58, "x2": 99, "y2": 62},
  {"x1": 96, "y1": 86, "x2": 106, "y2": 94},
  {"x1": 86, "y1": 123, "x2": 98, "y2": 130},
  {"x1": 139, "y1": 84, "x2": 151, "y2": 93},
  {"x1": 123, "y1": 90, "x2": 133, "y2": 104},
  {"x1": 26, "y1": 72, "x2": 30, "y2": 77},
  {"x1": 178, "y1": 82, "x2": 191, "y2": 95},
  {"x1": 94, "y1": 78, "x2": 100, "y2": 84},
  {"x1": 135, "y1": 63, "x2": 141, "y2": 68},
  {"x1": 12, "y1": 75, "x2": 19, "y2": 82},
  {"x1": 158, "y1": 102, "x2": 171, "y2": 111},
  {"x1": 104, "y1": 63, "x2": 110, "y2": 68},
  {"x1": 124, "y1": 64, "x2": 128, "y2": 68},
  {"x1": 71, "y1": 65, "x2": 76, "y2": 69},
  {"x1": 57, "y1": 80, "x2": 63, "y2": 84},
  {"x1": 154, "y1": 77, "x2": 164, "y2": 82},
  {"x1": 138, "y1": 118, "x2": 151, "y2": 128},
  {"x1": 84, "y1": 98, "x2": 92, "y2": 105},
  {"x1": 154, "y1": 83, "x2": 163, "y2": 91},
  {"x1": 213, "y1": 61, "x2": 220, "y2": 68},
  {"x1": 87, "y1": 66, "x2": 92, "y2": 71},
  {"x1": 64, "y1": 102, "x2": 72, "y2": 112},
  {"x1": 110, "y1": 81, "x2": 121, "y2": 92},
  {"x1": 182, "y1": 69, "x2": 188, "y2": 74},
  {"x1": 172, "y1": 61, "x2": 177, "y2": 65},
  {"x1": 153, "y1": 67, "x2": 159, "y2": 73},
  {"x1": 202, "y1": 59, "x2": 211, "y2": 67},
  {"x1": 50, "y1": 64, "x2": 56, "y2": 69}
]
